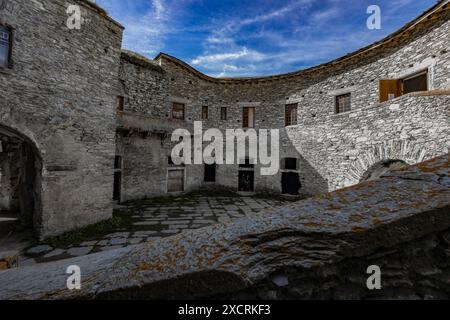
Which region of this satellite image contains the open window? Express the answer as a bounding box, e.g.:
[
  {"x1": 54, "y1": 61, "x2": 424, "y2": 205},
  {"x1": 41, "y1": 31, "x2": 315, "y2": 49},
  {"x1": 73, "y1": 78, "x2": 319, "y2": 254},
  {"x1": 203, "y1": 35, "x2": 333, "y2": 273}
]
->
[
  {"x1": 202, "y1": 106, "x2": 209, "y2": 120},
  {"x1": 379, "y1": 70, "x2": 428, "y2": 103}
]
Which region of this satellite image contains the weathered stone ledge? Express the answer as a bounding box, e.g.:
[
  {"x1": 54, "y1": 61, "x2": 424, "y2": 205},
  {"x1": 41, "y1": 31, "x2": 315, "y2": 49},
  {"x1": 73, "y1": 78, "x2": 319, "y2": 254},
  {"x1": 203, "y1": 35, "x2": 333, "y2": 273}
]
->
[
  {"x1": 117, "y1": 111, "x2": 193, "y2": 135},
  {"x1": 0, "y1": 154, "x2": 448, "y2": 300}
]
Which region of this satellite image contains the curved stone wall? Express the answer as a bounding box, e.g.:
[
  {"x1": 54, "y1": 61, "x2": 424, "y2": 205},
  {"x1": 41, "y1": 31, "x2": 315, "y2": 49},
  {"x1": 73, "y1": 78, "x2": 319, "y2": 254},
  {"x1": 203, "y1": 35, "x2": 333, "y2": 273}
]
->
[{"x1": 118, "y1": 2, "x2": 450, "y2": 198}]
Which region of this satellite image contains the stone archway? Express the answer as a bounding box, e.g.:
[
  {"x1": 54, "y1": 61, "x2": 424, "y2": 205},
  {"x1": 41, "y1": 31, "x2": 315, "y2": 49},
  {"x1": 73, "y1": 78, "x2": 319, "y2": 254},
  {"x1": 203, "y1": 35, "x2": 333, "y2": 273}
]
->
[
  {"x1": 360, "y1": 159, "x2": 407, "y2": 182},
  {"x1": 0, "y1": 125, "x2": 42, "y2": 236},
  {"x1": 343, "y1": 140, "x2": 443, "y2": 187}
]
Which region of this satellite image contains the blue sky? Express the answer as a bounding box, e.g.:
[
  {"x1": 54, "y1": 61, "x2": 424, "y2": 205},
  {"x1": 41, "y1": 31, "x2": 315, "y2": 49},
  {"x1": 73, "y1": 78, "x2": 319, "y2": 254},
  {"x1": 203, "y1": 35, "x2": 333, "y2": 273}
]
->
[{"x1": 97, "y1": 0, "x2": 436, "y2": 77}]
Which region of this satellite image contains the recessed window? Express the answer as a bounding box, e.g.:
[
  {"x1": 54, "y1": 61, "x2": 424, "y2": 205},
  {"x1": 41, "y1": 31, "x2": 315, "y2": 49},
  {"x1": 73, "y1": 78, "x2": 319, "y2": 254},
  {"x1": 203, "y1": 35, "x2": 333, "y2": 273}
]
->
[
  {"x1": 220, "y1": 107, "x2": 227, "y2": 120},
  {"x1": 243, "y1": 107, "x2": 255, "y2": 128},
  {"x1": 0, "y1": 25, "x2": 12, "y2": 68},
  {"x1": 202, "y1": 106, "x2": 209, "y2": 120},
  {"x1": 283, "y1": 158, "x2": 298, "y2": 170},
  {"x1": 335, "y1": 93, "x2": 351, "y2": 114},
  {"x1": 285, "y1": 104, "x2": 298, "y2": 126},
  {"x1": 172, "y1": 103, "x2": 185, "y2": 120},
  {"x1": 403, "y1": 71, "x2": 428, "y2": 95},
  {"x1": 117, "y1": 96, "x2": 124, "y2": 112}
]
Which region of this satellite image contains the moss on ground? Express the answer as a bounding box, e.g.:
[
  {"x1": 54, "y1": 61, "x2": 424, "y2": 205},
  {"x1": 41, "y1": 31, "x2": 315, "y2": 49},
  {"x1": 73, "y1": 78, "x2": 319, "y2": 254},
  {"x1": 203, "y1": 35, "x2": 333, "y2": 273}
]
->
[{"x1": 43, "y1": 211, "x2": 133, "y2": 248}]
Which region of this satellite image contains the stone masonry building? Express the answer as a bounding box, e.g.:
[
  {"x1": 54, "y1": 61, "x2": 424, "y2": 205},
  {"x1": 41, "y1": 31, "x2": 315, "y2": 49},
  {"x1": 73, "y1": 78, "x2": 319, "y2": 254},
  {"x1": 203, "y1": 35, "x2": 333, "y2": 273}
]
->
[{"x1": 0, "y1": 0, "x2": 449, "y2": 238}]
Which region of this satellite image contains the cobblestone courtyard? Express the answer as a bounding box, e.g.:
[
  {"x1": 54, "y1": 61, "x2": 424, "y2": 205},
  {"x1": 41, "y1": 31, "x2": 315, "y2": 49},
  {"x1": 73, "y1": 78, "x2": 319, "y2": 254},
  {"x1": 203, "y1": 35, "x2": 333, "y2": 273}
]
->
[{"x1": 18, "y1": 194, "x2": 293, "y2": 266}]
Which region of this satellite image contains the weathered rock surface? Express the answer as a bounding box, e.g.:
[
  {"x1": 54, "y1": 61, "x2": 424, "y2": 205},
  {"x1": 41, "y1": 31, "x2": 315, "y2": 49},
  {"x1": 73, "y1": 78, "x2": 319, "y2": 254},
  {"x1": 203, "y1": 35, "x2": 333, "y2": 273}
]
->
[{"x1": 0, "y1": 155, "x2": 449, "y2": 300}]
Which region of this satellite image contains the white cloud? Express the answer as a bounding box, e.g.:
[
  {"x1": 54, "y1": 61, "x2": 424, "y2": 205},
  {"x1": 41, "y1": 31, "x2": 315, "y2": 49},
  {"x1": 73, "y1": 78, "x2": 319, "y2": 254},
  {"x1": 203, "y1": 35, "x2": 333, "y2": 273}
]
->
[{"x1": 191, "y1": 47, "x2": 266, "y2": 65}]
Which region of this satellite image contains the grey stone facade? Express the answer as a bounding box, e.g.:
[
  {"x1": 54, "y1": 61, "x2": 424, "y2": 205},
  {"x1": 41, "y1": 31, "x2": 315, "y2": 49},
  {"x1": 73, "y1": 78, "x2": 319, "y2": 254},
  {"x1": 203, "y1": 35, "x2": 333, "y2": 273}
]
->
[{"x1": 0, "y1": 0, "x2": 123, "y2": 238}]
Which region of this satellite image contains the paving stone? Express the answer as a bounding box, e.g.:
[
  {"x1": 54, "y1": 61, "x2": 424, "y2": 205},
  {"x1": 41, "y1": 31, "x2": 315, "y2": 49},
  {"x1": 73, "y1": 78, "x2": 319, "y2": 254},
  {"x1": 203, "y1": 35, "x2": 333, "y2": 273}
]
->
[
  {"x1": 27, "y1": 245, "x2": 53, "y2": 255},
  {"x1": 99, "y1": 245, "x2": 123, "y2": 252},
  {"x1": 161, "y1": 229, "x2": 179, "y2": 234},
  {"x1": 133, "y1": 231, "x2": 158, "y2": 237},
  {"x1": 161, "y1": 220, "x2": 191, "y2": 225},
  {"x1": 109, "y1": 238, "x2": 127, "y2": 245},
  {"x1": 43, "y1": 249, "x2": 66, "y2": 258},
  {"x1": 18, "y1": 257, "x2": 37, "y2": 267},
  {"x1": 80, "y1": 240, "x2": 98, "y2": 247},
  {"x1": 146, "y1": 236, "x2": 162, "y2": 241},
  {"x1": 193, "y1": 219, "x2": 215, "y2": 224},
  {"x1": 169, "y1": 225, "x2": 189, "y2": 230},
  {"x1": 106, "y1": 232, "x2": 129, "y2": 238},
  {"x1": 129, "y1": 238, "x2": 143, "y2": 244},
  {"x1": 97, "y1": 240, "x2": 109, "y2": 246},
  {"x1": 67, "y1": 247, "x2": 93, "y2": 257},
  {"x1": 133, "y1": 221, "x2": 160, "y2": 226}
]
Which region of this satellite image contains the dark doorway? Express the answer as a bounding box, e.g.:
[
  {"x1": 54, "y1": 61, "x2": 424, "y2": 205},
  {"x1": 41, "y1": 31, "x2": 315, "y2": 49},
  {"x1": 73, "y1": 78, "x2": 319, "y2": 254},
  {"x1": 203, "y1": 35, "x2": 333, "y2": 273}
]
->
[
  {"x1": 0, "y1": 125, "x2": 42, "y2": 238},
  {"x1": 113, "y1": 172, "x2": 122, "y2": 201},
  {"x1": 204, "y1": 164, "x2": 216, "y2": 182},
  {"x1": 238, "y1": 171, "x2": 254, "y2": 192},
  {"x1": 282, "y1": 172, "x2": 301, "y2": 195}
]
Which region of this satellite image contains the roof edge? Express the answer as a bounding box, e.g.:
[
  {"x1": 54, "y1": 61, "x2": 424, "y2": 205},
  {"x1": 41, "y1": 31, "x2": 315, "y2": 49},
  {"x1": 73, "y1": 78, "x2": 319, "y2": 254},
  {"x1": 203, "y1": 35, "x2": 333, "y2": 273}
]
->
[{"x1": 77, "y1": 0, "x2": 124, "y2": 29}]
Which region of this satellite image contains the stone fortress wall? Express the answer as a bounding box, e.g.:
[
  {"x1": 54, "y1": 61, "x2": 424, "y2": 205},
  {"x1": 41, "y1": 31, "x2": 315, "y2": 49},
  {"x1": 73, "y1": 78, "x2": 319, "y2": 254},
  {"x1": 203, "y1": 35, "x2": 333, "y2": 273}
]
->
[{"x1": 117, "y1": 1, "x2": 450, "y2": 200}]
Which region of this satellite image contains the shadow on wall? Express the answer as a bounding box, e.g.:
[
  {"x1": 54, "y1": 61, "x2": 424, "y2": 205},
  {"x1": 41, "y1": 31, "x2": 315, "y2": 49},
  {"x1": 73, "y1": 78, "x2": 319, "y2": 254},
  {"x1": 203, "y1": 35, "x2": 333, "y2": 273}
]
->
[{"x1": 279, "y1": 128, "x2": 329, "y2": 197}]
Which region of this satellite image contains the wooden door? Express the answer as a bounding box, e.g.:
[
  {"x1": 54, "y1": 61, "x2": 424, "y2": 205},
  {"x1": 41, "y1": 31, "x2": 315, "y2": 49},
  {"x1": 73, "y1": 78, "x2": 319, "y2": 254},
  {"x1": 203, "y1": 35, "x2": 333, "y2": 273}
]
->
[{"x1": 167, "y1": 169, "x2": 184, "y2": 192}]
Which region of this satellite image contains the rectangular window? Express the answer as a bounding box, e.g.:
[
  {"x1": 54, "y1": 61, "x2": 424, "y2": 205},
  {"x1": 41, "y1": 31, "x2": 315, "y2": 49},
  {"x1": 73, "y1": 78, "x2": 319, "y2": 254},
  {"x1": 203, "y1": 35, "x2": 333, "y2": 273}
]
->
[
  {"x1": 220, "y1": 107, "x2": 227, "y2": 120},
  {"x1": 202, "y1": 106, "x2": 209, "y2": 120},
  {"x1": 283, "y1": 158, "x2": 298, "y2": 170},
  {"x1": 285, "y1": 104, "x2": 298, "y2": 126},
  {"x1": 172, "y1": 103, "x2": 185, "y2": 120},
  {"x1": 403, "y1": 71, "x2": 428, "y2": 95},
  {"x1": 335, "y1": 93, "x2": 351, "y2": 114},
  {"x1": 117, "y1": 96, "x2": 124, "y2": 112},
  {"x1": 243, "y1": 107, "x2": 255, "y2": 128},
  {"x1": 0, "y1": 25, "x2": 11, "y2": 68}
]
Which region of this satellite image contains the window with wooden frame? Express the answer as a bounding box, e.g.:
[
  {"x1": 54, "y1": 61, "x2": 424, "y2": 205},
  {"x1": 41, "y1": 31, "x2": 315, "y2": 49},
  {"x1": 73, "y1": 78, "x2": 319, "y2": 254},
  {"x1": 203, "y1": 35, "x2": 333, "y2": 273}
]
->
[
  {"x1": 243, "y1": 107, "x2": 255, "y2": 128},
  {"x1": 0, "y1": 25, "x2": 12, "y2": 68},
  {"x1": 379, "y1": 70, "x2": 429, "y2": 103},
  {"x1": 403, "y1": 71, "x2": 428, "y2": 95},
  {"x1": 285, "y1": 104, "x2": 298, "y2": 126},
  {"x1": 117, "y1": 96, "x2": 124, "y2": 112},
  {"x1": 172, "y1": 102, "x2": 185, "y2": 120},
  {"x1": 220, "y1": 107, "x2": 227, "y2": 120},
  {"x1": 202, "y1": 106, "x2": 209, "y2": 120},
  {"x1": 335, "y1": 93, "x2": 351, "y2": 114}
]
